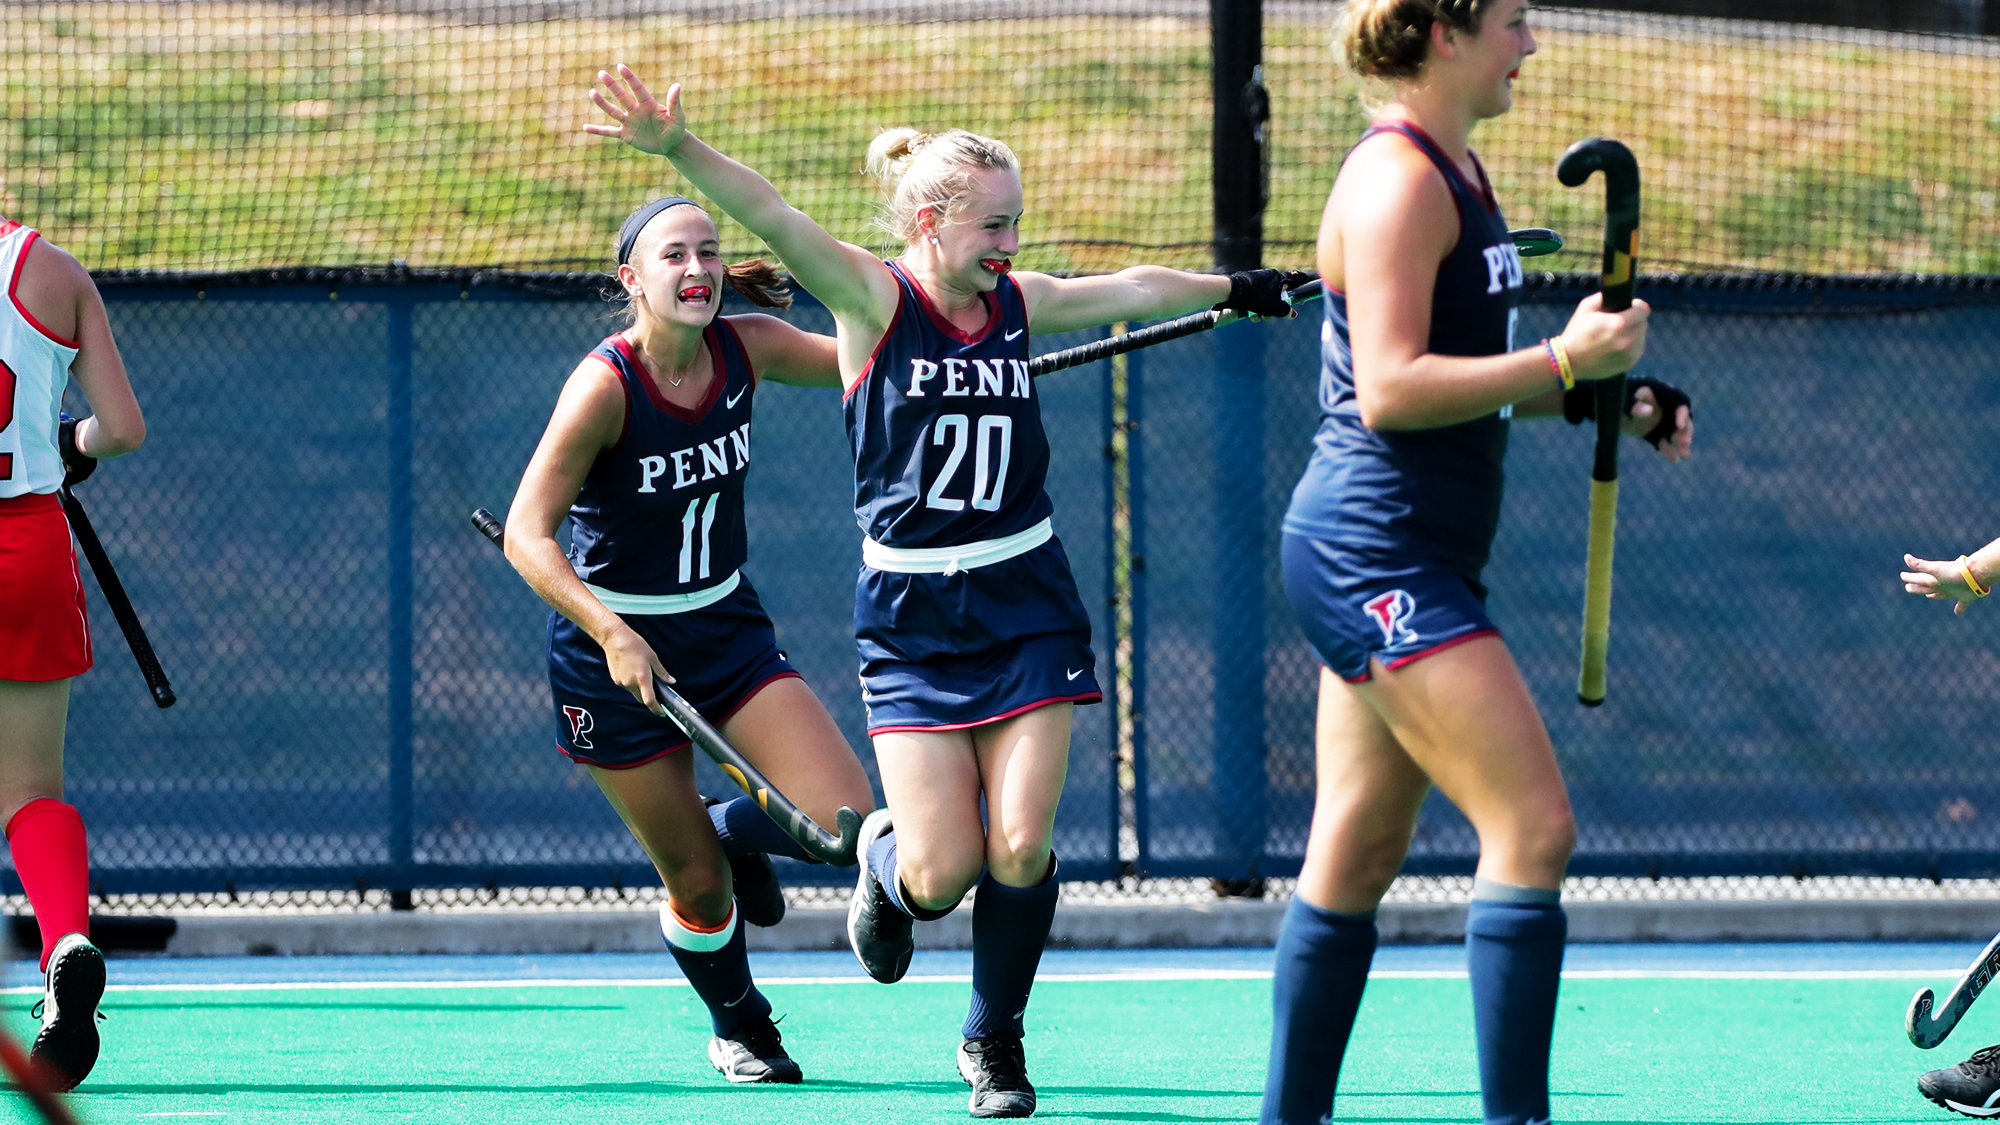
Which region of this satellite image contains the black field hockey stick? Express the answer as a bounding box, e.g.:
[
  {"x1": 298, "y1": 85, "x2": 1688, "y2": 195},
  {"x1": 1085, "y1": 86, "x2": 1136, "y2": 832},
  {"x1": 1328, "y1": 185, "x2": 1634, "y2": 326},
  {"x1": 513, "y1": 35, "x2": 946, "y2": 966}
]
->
[
  {"x1": 469, "y1": 508, "x2": 862, "y2": 866},
  {"x1": 59, "y1": 486, "x2": 175, "y2": 708},
  {"x1": 1558, "y1": 138, "x2": 1639, "y2": 707},
  {"x1": 1908, "y1": 931, "x2": 2000, "y2": 1049},
  {"x1": 1027, "y1": 228, "x2": 1563, "y2": 378}
]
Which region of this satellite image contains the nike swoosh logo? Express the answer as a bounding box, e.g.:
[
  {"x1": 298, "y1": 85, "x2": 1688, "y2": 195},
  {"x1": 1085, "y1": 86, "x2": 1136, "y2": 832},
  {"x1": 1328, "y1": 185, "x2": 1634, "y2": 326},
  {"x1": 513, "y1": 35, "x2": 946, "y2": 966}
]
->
[
  {"x1": 1004, "y1": 329, "x2": 1024, "y2": 341},
  {"x1": 722, "y1": 983, "x2": 755, "y2": 1008},
  {"x1": 1067, "y1": 668, "x2": 1085, "y2": 681},
  {"x1": 725, "y1": 387, "x2": 747, "y2": 409}
]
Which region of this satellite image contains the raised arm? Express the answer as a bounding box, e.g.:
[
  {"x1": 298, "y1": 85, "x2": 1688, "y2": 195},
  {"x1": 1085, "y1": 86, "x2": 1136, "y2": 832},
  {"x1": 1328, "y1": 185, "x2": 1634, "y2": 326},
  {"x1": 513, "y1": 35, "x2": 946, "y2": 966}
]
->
[
  {"x1": 1012, "y1": 266, "x2": 1306, "y2": 338},
  {"x1": 586, "y1": 66, "x2": 896, "y2": 328},
  {"x1": 505, "y1": 360, "x2": 674, "y2": 713}
]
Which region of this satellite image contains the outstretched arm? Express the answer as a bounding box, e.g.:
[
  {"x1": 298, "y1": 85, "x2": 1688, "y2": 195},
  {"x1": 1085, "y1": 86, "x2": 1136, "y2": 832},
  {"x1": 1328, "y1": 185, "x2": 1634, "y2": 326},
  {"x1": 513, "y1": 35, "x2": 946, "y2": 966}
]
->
[
  {"x1": 729, "y1": 314, "x2": 842, "y2": 389},
  {"x1": 1904, "y1": 535, "x2": 2000, "y2": 616},
  {"x1": 585, "y1": 66, "x2": 896, "y2": 328},
  {"x1": 1012, "y1": 266, "x2": 1307, "y2": 337}
]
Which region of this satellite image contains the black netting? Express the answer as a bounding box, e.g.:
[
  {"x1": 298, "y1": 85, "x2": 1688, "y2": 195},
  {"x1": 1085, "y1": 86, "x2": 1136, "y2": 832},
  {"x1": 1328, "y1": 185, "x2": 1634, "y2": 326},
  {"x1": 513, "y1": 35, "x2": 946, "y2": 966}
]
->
[
  {"x1": 1134, "y1": 276, "x2": 2000, "y2": 880},
  {"x1": 46, "y1": 283, "x2": 1114, "y2": 894}
]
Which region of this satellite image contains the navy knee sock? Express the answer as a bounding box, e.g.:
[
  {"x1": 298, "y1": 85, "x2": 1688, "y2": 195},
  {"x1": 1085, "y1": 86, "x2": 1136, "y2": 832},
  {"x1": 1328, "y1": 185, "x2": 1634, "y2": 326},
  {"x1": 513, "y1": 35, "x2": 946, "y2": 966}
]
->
[
  {"x1": 709, "y1": 796, "x2": 816, "y2": 864},
  {"x1": 1465, "y1": 883, "x2": 1567, "y2": 1125},
  {"x1": 1258, "y1": 897, "x2": 1378, "y2": 1125},
  {"x1": 963, "y1": 858, "x2": 1060, "y2": 1041},
  {"x1": 867, "y1": 829, "x2": 957, "y2": 921},
  {"x1": 661, "y1": 900, "x2": 771, "y2": 1039}
]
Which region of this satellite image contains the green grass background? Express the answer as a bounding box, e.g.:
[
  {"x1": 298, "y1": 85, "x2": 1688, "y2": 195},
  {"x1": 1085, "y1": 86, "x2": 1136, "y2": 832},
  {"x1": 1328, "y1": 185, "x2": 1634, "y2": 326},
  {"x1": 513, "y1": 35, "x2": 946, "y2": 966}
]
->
[
  {"x1": 0, "y1": 974, "x2": 1969, "y2": 1123},
  {"x1": 3, "y1": 6, "x2": 1997, "y2": 275}
]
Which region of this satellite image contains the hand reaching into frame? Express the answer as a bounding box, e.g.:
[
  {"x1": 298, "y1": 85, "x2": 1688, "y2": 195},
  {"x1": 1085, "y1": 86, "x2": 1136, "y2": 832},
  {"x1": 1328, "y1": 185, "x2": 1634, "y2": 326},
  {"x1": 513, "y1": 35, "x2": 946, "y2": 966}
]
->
[
  {"x1": 585, "y1": 64, "x2": 685, "y2": 158},
  {"x1": 1903, "y1": 552, "x2": 1993, "y2": 616}
]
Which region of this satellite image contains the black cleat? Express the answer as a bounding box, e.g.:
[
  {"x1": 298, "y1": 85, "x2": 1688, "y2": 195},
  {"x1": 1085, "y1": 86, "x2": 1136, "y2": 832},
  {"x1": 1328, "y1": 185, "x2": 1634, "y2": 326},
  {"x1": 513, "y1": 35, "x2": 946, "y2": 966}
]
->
[
  {"x1": 702, "y1": 795, "x2": 785, "y2": 928},
  {"x1": 31, "y1": 933, "x2": 105, "y2": 1092},
  {"x1": 958, "y1": 1036, "x2": 1036, "y2": 1118},
  {"x1": 1922, "y1": 1044, "x2": 2000, "y2": 1117},
  {"x1": 846, "y1": 809, "x2": 913, "y2": 984},
  {"x1": 708, "y1": 1018, "x2": 803, "y2": 1084}
]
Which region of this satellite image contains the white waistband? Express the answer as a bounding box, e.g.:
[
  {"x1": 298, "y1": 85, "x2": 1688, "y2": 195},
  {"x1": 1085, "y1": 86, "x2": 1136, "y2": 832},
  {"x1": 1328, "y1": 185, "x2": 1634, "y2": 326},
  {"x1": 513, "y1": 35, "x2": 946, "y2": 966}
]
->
[
  {"x1": 862, "y1": 518, "x2": 1052, "y2": 576},
  {"x1": 584, "y1": 570, "x2": 740, "y2": 615}
]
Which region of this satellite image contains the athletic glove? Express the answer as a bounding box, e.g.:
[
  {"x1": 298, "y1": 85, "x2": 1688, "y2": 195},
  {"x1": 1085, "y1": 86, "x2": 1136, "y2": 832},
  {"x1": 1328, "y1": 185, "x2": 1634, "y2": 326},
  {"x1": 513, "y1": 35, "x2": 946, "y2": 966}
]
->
[
  {"x1": 1562, "y1": 376, "x2": 1692, "y2": 449},
  {"x1": 1217, "y1": 269, "x2": 1314, "y2": 319},
  {"x1": 57, "y1": 413, "x2": 97, "y2": 488}
]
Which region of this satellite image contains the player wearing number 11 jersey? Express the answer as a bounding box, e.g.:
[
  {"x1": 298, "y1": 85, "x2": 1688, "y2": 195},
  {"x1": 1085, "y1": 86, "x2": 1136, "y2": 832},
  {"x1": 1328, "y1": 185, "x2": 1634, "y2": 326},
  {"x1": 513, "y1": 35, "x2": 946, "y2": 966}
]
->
[
  {"x1": 584, "y1": 64, "x2": 1307, "y2": 1118},
  {"x1": 503, "y1": 196, "x2": 874, "y2": 1086}
]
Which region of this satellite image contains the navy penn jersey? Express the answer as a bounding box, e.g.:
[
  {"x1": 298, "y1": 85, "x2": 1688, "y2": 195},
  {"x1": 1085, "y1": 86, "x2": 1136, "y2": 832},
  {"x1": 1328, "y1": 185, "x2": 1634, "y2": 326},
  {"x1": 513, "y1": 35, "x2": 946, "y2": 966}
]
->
[
  {"x1": 567, "y1": 320, "x2": 757, "y2": 595},
  {"x1": 1284, "y1": 121, "x2": 1525, "y2": 580},
  {"x1": 844, "y1": 260, "x2": 1052, "y2": 549}
]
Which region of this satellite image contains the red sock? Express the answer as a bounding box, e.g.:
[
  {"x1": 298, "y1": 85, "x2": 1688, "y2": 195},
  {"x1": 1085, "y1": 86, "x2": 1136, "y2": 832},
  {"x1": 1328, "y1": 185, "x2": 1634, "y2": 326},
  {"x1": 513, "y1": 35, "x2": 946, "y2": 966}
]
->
[{"x1": 5, "y1": 800, "x2": 90, "y2": 971}]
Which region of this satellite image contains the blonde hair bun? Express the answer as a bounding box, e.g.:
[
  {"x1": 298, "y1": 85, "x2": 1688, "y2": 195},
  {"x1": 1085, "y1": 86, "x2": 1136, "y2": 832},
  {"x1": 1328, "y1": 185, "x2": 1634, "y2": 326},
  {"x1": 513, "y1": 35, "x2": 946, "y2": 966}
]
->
[{"x1": 864, "y1": 127, "x2": 1020, "y2": 245}]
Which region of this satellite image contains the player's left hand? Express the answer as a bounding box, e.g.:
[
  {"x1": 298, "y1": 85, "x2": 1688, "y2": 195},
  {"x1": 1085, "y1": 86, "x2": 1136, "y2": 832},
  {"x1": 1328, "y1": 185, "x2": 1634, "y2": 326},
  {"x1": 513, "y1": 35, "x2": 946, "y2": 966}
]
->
[
  {"x1": 1622, "y1": 377, "x2": 1693, "y2": 462},
  {"x1": 57, "y1": 413, "x2": 97, "y2": 487},
  {"x1": 1903, "y1": 554, "x2": 1988, "y2": 616},
  {"x1": 585, "y1": 64, "x2": 686, "y2": 157},
  {"x1": 1218, "y1": 269, "x2": 1313, "y2": 320}
]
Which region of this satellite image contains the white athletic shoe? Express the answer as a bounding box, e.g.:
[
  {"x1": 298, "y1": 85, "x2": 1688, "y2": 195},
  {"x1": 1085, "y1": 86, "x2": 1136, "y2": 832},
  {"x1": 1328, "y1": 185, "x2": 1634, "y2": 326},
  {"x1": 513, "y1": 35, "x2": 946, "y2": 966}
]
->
[
  {"x1": 707, "y1": 1019, "x2": 802, "y2": 1084},
  {"x1": 31, "y1": 932, "x2": 105, "y2": 1092}
]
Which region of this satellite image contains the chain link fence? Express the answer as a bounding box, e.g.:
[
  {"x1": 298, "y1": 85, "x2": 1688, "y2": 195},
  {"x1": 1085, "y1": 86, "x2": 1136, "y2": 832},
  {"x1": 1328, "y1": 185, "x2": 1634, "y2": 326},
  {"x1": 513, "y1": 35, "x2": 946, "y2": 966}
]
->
[{"x1": 15, "y1": 276, "x2": 2000, "y2": 899}]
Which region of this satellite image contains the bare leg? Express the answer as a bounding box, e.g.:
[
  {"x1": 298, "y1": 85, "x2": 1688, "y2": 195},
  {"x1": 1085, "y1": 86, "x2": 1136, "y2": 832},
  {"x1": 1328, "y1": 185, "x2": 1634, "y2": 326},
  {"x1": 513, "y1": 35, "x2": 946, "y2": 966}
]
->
[
  {"x1": 1350, "y1": 636, "x2": 1575, "y2": 889},
  {"x1": 718, "y1": 676, "x2": 875, "y2": 832},
  {"x1": 589, "y1": 753, "x2": 730, "y2": 925},
  {"x1": 973, "y1": 703, "x2": 1071, "y2": 887},
  {"x1": 0, "y1": 679, "x2": 68, "y2": 822},
  {"x1": 872, "y1": 728, "x2": 985, "y2": 910}
]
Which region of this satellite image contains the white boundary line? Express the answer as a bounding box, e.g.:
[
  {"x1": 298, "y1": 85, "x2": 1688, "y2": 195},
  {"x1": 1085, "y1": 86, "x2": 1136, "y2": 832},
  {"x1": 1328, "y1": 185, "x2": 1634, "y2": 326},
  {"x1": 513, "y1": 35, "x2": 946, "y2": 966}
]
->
[{"x1": 0, "y1": 967, "x2": 1959, "y2": 995}]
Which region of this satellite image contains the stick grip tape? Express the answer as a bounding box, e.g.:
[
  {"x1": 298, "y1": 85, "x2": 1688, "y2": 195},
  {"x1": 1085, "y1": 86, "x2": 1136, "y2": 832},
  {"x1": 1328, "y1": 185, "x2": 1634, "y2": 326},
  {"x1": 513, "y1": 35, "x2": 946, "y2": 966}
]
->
[{"x1": 1577, "y1": 478, "x2": 1619, "y2": 706}]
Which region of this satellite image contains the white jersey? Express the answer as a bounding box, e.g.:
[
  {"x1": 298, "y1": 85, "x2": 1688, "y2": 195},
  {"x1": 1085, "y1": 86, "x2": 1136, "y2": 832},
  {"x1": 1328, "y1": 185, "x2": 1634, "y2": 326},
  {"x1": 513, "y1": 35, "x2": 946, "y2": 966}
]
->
[{"x1": 0, "y1": 223, "x2": 80, "y2": 498}]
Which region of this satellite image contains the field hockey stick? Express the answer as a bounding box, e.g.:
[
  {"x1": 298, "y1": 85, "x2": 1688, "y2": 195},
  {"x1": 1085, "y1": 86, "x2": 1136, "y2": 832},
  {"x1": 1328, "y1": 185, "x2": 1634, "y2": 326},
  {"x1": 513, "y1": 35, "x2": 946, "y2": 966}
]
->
[
  {"x1": 59, "y1": 486, "x2": 176, "y2": 708},
  {"x1": 1557, "y1": 138, "x2": 1640, "y2": 707},
  {"x1": 469, "y1": 508, "x2": 862, "y2": 866},
  {"x1": 1908, "y1": 931, "x2": 2000, "y2": 1048}
]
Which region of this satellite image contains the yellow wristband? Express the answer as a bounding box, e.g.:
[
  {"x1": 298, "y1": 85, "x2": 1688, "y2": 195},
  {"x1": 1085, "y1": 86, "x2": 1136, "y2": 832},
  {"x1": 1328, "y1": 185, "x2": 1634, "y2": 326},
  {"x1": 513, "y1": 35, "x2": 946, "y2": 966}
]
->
[
  {"x1": 1960, "y1": 556, "x2": 1991, "y2": 598},
  {"x1": 1544, "y1": 338, "x2": 1575, "y2": 391}
]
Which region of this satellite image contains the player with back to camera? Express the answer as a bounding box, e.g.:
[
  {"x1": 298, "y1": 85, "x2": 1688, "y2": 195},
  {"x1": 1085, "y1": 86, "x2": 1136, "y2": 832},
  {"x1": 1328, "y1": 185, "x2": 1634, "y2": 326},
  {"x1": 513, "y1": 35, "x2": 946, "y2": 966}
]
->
[
  {"x1": 502, "y1": 196, "x2": 875, "y2": 1084},
  {"x1": 585, "y1": 64, "x2": 1308, "y2": 1118},
  {"x1": 1902, "y1": 537, "x2": 2000, "y2": 1117},
  {"x1": 1264, "y1": 2, "x2": 1694, "y2": 1123},
  {"x1": 0, "y1": 212, "x2": 146, "y2": 1090}
]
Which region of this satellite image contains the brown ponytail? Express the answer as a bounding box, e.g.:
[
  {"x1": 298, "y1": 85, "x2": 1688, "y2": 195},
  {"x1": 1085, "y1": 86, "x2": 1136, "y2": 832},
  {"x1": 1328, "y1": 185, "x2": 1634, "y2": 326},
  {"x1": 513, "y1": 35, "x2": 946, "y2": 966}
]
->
[
  {"x1": 722, "y1": 259, "x2": 792, "y2": 309},
  {"x1": 1335, "y1": 0, "x2": 1493, "y2": 82}
]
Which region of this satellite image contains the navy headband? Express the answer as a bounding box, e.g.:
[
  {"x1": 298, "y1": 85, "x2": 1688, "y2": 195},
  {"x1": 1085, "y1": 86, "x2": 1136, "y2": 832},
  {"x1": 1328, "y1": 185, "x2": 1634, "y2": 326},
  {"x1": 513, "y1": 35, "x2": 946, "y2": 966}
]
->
[{"x1": 616, "y1": 196, "x2": 702, "y2": 265}]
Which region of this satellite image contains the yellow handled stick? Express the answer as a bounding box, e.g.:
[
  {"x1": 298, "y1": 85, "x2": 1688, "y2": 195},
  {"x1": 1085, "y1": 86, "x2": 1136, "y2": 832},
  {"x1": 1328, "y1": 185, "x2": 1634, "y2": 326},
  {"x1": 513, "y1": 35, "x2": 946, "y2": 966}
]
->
[{"x1": 1556, "y1": 138, "x2": 1640, "y2": 706}]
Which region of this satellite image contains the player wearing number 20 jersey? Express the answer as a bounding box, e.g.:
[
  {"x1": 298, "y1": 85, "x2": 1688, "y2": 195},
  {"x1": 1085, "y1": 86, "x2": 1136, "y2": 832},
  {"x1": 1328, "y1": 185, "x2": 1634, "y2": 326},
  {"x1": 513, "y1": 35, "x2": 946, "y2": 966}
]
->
[
  {"x1": 546, "y1": 319, "x2": 799, "y2": 767},
  {"x1": 842, "y1": 260, "x2": 1101, "y2": 734}
]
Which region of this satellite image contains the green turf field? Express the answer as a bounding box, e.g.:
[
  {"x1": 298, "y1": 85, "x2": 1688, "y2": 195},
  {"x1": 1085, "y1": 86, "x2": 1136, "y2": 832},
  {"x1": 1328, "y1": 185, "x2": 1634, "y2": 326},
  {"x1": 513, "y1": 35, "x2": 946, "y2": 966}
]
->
[{"x1": 0, "y1": 973, "x2": 1958, "y2": 1124}]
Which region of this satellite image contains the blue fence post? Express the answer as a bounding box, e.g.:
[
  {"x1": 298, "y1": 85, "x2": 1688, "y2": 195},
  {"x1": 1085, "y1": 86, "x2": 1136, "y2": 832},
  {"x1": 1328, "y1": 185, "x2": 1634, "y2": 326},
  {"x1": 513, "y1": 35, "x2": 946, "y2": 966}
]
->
[
  {"x1": 1129, "y1": 348, "x2": 1150, "y2": 877},
  {"x1": 1102, "y1": 339, "x2": 1122, "y2": 876},
  {"x1": 1211, "y1": 329, "x2": 1267, "y2": 877},
  {"x1": 387, "y1": 295, "x2": 415, "y2": 907}
]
